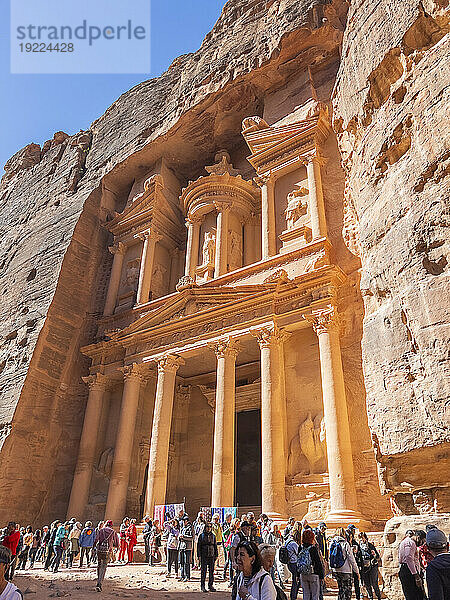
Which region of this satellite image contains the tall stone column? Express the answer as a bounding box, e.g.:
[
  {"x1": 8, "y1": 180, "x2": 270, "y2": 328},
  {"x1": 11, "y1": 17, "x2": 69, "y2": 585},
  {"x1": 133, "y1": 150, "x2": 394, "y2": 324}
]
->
[
  {"x1": 136, "y1": 228, "x2": 162, "y2": 304},
  {"x1": 185, "y1": 218, "x2": 201, "y2": 277},
  {"x1": 209, "y1": 338, "x2": 240, "y2": 507},
  {"x1": 105, "y1": 364, "x2": 145, "y2": 523},
  {"x1": 67, "y1": 373, "x2": 109, "y2": 519},
  {"x1": 306, "y1": 155, "x2": 327, "y2": 239},
  {"x1": 214, "y1": 204, "x2": 230, "y2": 278},
  {"x1": 252, "y1": 324, "x2": 288, "y2": 520},
  {"x1": 103, "y1": 242, "x2": 125, "y2": 316},
  {"x1": 145, "y1": 355, "x2": 184, "y2": 515},
  {"x1": 306, "y1": 306, "x2": 370, "y2": 528},
  {"x1": 256, "y1": 175, "x2": 276, "y2": 259}
]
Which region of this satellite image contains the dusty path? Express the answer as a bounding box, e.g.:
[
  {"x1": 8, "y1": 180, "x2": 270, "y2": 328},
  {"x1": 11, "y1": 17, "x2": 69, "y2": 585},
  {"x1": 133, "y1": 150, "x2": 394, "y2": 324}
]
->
[{"x1": 13, "y1": 563, "x2": 231, "y2": 599}]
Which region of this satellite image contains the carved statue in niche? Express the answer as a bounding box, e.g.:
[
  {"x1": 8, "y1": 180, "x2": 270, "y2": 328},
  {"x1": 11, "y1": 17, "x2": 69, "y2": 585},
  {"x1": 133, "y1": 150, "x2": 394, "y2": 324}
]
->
[
  {"x1": 229, "y1": 230, "x2": 242, "y2": 271},
  {"x1": 285, "y1": 185, "x2": 308, "y2": 230},
  {"x1": 202, "y1": 230, "x2": 216, "y2": 266},
  {"x1": 124, "y1": 259, "x2": 140, "y2": 291},
  {"x1": 151, "y1": 264, "x2": 167, "y2": 298},
  {"x1": 288, "y1": 412, "x2": 327, "y2": 480}
]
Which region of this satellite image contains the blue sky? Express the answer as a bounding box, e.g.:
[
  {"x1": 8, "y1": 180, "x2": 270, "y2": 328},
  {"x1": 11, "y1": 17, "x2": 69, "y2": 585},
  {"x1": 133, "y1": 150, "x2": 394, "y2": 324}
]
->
[{"x1": 0, "y1": 0, "x2": 225, "y2": 171}]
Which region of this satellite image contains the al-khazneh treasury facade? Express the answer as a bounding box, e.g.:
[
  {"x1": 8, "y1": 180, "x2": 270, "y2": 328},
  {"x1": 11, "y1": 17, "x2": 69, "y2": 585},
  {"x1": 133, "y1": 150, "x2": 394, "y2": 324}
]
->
[{"x1": 68, "y1": 104, "x2": 390, "y2": 527}]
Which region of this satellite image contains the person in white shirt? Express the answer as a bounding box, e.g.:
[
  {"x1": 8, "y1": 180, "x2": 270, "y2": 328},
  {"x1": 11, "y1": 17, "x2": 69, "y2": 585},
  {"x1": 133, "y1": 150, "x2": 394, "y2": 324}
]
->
[
  {"x1": 0, "y1": 546, "x2": 23, "y2": 599},
  {"x1": 234, "y1": 540, "x2": 276, "y2": 600}
]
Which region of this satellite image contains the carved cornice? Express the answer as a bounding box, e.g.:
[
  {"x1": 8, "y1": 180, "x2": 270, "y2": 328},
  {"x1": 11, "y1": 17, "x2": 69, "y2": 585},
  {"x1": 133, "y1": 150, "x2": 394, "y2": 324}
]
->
[
  {"x1": 135, "y1": 227, "x2": 163, "y2": 244},
  {"x1": 304, "y1": 304, "x2": 340, "y2": 336},
  {"x1": 157, "y1": 354, "x2": 185, "y2": 374},
  {"x1": 251, "y1": 323, "x2": 290, "y2": 349},
  {"x1": 143, "y1": 173, "x2": 164, "y2": 192},
  {"x1": 208, "y1": 337, "x2": 241, "y2": 359},
  {"x1": 82, "y1": 372, "x2": 110, "y2": 390},
  {"x1": 176, "y1": 275, "x2": 196, "y2": 291}
]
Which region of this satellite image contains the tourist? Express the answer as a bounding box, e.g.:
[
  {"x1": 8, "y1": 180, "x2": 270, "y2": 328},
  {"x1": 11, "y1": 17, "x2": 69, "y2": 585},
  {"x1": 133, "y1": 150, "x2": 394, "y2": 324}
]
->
[
  {"x1": 52, "y1": 521, "x2": 68, "y2": 573},
  {"x1": 226, "y1": 517, "x2": 241, "y2": 586},
  {"x1": 79, "y1": 521, "x2": 95, "y2": 568},
  {"x1": 259, "y1": 514, "x2": 273, "y2": 544},
  {"x1": 126, "y1": 518, "x2": 137, "y2": 564},
  {"x1": 358, "y1": 532, "x2": 381, "y2": 600},
  {"x1": 0, "y1": 546, "x2": 22, "y2": 599},
  {"x1": 1, "y1": 523, "x2": 20, "y2": 581},
  {"x1": 283, "y1": 518, "x2": 295, "y2": 541},
  {"x1": 28, "y1": 529, "x2": 41, "y2": 569},
  {"x1": 419, "y1": 526, "x2": 437, "y2": 570},
  {"x1": 142, "y1": 515, "x2": 152, "y2": 563},
  {"x1": 67, "y1": 522, "x2": 82, "y2": 568},
  {"x1": 197, "y1": 521, "x2": 218, "y2": 592},
  {"x1": 165, "y1": 518, "x2": 180, "y2": 577},
  {"x1": 43, "y1": 521, "x2": 59, "y2": 571},
  {"x1": 346, "y1": 525, "x2": 363, "y2": 600},
  {"x1": 329, "y1": 527, "x2": 359, "y2": 600},
  {"x1": 118, "y1": 518, "x2": 129, "y2": 563},
  {"x1": 259, "y1": 541, "x2": 287, "y2": 596},
  {"x1": 13, "y1": 530, "x2": 23, "y2": 572},
  {"x1": 398, "y1": 530, "x2": 426, "y2": 600},
  {"x1": 425, "y1": 527, "x2": 450, "y2": 600},
  {"x1": 234, "y1": 540, "x2": 277, "y2": 600},
  {"x1": 193, "y1": 512, "x2": 206, "y2": 570},
  {"x1": 35, "y1": 525, "x2": 48, "y2": 563},
  {"x1": 17, "y1": 526, "x2": 32, "y2": 570},
  {"x1": 285, "y1": 525, "x2": 301, "y2": 600},
  {"x1": 92, "y1": 521, "x2": 104, "y2": 565},
  {"x1": 178, "y1": 514, "x2": 193, "y2": 581},
  {"x1": 314, "y1": 523, "x2": 328, "y2": 563},
  {"x1": 222, "y1": 513, "x2": 233, "y2": 580},
  {"x1": 297, "y1": 529, "x2": 324, "y2": 600},
  {"x1": 211, "y1": 513, "x2": 224, "y2": 569},
  {"x1": 149, "y1": 520, "x2": 162, "y2": 565},
  {"x1": 94, "y1": 519, "x2": 119, "y2": 592}
]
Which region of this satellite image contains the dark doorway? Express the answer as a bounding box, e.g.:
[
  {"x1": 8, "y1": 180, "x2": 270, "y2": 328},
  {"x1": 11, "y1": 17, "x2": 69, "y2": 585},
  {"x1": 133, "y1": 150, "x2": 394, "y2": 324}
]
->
[
  {"x1": 139, "y1": 464, "x2": 148, "y2": 520},
  {"x1": 235, "y1": 409, "x2": 261, "y2": 507}
]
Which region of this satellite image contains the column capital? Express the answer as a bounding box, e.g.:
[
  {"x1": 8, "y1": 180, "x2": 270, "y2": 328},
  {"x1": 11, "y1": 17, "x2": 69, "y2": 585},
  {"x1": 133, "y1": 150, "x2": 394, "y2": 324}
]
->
[
  {"x1": 135, "y1": 227, "x2": 163, "y2": 244},
  {"x1": 185, "y1": 215, "x2": 202, "y2": 227},
  {"x1": 108, "y1": 241, "x2": 125, "y2": 256},
  {"x1": 302, "y1": 151, "x2": 328, "y2": 167},
  {"x1": 119, "y1": 363, "x2": 148, "y2": 383},
  {"x1": 176, "y1": 384, "x2": 191, "y2": 407},
  {"x1": 157, "y1": 354, "x2": 185, "y2": 374},
  {"x1": 213, "y1": 200, "x2": 232, "y2": 213},
  {"x1": 208, "y1": 337, "x2": 241, "y2": 359},
  {"x1": 251, "y1": 323, "x2": 290, "y2": 348},
  {"x1": 304, "y1": 304, "x2": 340, "y2": 335},
  {"x1": 254, "y1": 173, "x2": 273, "y2": 187},
  {"x1": 82, "y1": 372, "x2": 109, "y2": 390}
]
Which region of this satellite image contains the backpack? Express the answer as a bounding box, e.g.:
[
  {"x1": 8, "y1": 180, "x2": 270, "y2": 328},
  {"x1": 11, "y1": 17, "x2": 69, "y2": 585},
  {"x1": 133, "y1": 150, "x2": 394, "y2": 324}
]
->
[
  {"x1": 98, "y1": 530, "x2": 114, "y2": 554},
  {"x1": 259, "y1": 573, "x2": 288, "y2": 600},
  {"x1": 278, "y1": 544, "x2": 290, "y2": 564},
  {"x1": 361, "y1": 545, "x2": 372, "y2": 568},
  {"x1": 329, "y1": 539, "x2": 346, "y2": 569},
  {"x1": 297, "y1": 547, "x2": 313, "y2": 575}
]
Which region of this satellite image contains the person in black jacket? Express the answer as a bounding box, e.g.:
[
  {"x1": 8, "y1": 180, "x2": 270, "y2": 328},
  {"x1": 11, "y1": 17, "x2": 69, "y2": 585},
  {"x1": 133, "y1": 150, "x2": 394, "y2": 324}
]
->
[
  {"x1": 346, "y1": 525, "x2": 363, "y2": 600},
  {"x1": 425, "y1": 528, "x2": 450, "y2": 600},
  {"x1": 43, "y1": 521, "x2": 60, "y2": 571},
  {"x1": 197, "y1": 522, "x2": 218, "y2": 592},
  {"x1": 298, "y1": 529, "x2": 324, "y2": 600},
  {"x1": 142, "y1": 516, "x2": 152, "y2": 563},
  {"x1": 358, "y1": 532, "x2": 381, "y2": 600}
]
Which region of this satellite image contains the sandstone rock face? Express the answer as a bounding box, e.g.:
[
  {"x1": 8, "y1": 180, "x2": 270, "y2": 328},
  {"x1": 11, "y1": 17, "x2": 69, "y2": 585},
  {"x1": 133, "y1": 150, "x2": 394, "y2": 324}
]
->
[
  {"x1": 0, "y1": 0, "x2": 349, "y2": 524},
  {"x1": 333, "y1": 0, "x2": 450, "y2": 513}
]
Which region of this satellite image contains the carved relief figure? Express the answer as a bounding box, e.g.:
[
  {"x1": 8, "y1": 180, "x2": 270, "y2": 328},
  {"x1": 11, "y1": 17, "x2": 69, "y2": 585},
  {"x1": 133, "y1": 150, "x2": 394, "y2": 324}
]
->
[
  {"x1": 288, "y1": 413, "x2": 327, "y2": 479},
  {"x1": 151, "y1": 264, "x2": 167, "y2": 298},
  {"x1": 202, "y1": 230, "x2": 216, "y2": 266},
  {"x1": 124, "y1": 259, "x2": 140, "y2": 291},
  {"x1": 285, "y1": 185, "x2": 308, "y2": 230},
  {"x1": 229, "y1": 230, "x2": 242, "y2": 271}
]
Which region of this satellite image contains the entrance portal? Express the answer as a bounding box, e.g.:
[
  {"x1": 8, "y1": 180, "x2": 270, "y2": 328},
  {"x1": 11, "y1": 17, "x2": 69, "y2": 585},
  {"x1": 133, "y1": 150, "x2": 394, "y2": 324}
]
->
[{"x1": 235, "y1": 409, "x2": 262, "y2": 507}]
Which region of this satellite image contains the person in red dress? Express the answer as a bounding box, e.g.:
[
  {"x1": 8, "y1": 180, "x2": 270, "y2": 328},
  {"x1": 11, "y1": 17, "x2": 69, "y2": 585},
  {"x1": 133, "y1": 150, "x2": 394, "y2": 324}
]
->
[
  {"x1": 126, "y1": 519, "x2": 138, "y2": 564},
  {"x1": 1, "y1": 522, "x2": 20, "y2": 581}
]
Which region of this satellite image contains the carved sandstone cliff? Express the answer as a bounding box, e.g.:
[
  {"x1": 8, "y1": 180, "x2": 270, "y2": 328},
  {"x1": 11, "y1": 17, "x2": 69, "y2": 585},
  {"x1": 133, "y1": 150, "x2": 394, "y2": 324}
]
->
[
  {"x1": 0, "y1": 0, "x2": 348, "y2": 523},
  {"x1": 333, "y1": 0, "x2": 450, "y2": 515}
]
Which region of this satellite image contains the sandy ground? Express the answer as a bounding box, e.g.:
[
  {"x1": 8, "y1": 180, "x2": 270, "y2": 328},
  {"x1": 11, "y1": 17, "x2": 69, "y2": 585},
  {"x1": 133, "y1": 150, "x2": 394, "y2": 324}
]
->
[{"x1": 13, "y1": 563, "x2": 233, "y2": 599}]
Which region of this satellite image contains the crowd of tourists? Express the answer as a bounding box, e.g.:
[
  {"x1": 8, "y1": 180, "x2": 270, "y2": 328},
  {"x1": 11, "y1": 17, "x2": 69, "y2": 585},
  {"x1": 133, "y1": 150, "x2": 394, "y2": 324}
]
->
[{"x1": 0, "y1": 513, "x2": 448, "y2": 600}]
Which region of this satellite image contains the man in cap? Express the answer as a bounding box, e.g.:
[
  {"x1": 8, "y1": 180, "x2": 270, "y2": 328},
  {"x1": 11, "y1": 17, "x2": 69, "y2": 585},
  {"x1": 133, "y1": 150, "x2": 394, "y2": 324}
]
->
[{"x1": 425, "y1": 528, "x2": 449, "y2": 600}]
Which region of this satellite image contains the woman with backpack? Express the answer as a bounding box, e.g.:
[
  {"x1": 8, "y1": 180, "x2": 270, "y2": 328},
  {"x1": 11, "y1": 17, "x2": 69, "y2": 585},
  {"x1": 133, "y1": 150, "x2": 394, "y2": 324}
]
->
[
  {"x1": 329, "y1": 528, "x2": 359, "y2": 600},
  {"x1": 358, "y1": 533, "x2": 381, "y2": 600},
  {"x1": 297, "y1": 529, "x2": 324, "y2": 600},
  {"x1": 233, "y1": 540, "x2": 277, "y2": 600}
]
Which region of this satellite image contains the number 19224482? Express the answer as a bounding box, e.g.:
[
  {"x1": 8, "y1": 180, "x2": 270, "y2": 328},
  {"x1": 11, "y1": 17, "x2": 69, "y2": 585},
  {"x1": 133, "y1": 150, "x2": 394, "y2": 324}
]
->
[{"x1": 19, "y1": 42, "x2": 74, "y2": 52}]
